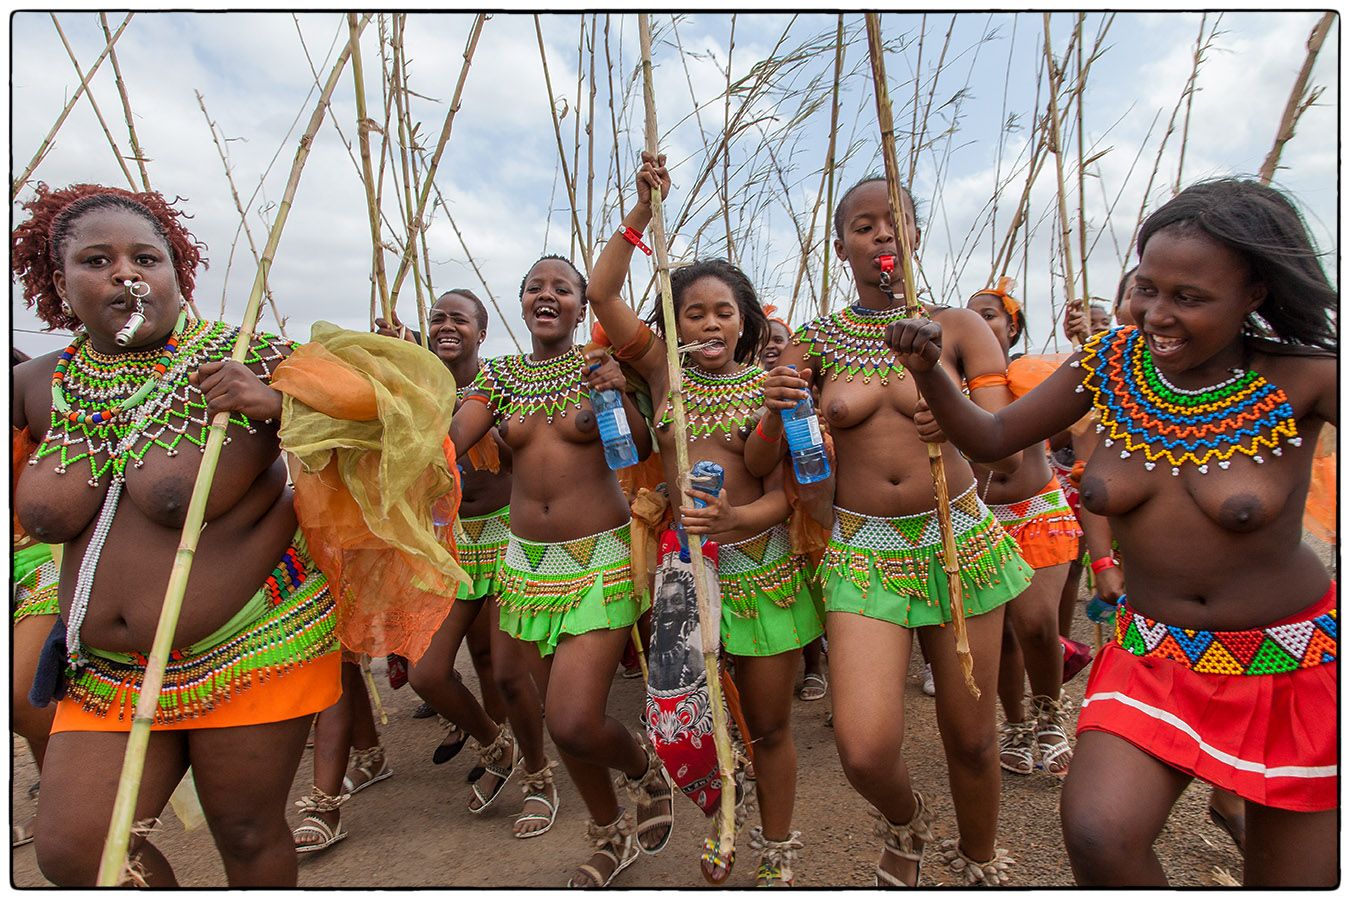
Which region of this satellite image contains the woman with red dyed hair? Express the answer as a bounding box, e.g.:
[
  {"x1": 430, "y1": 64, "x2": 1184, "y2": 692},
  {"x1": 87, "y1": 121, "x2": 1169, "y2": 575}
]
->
[{"x1": 11, "y1": 183, "x2": 460, "y2": 886}]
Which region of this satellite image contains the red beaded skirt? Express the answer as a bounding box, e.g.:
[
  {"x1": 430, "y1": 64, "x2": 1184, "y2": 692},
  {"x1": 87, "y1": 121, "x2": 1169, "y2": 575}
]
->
[{"x1": 1077, "y1": 582, "x2": 1337, "y2": 812}]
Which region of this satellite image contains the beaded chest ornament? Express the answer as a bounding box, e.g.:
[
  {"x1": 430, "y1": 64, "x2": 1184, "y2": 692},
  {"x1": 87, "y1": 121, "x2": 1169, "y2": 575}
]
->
[
  {"x1": 1075, "y1": 326, "x2": 1300, "y2": 476},
  {"x1": 658, "y1": 365, "x2": 766, "y2": 441},
  {"x1": 791, "y1": 305, "x2": 911, "y2": 385},
  {"x1": 472, "y1": 347, "x2": 588, "y2": 424},
  {"x1": 33, "y1": 308, "x2": 289, "y2": 668}
]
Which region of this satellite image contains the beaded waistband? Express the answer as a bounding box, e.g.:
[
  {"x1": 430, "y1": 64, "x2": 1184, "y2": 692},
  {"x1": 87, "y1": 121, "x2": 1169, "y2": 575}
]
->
[
  {"x1": 1114, "y1": 599, "x2": 1337, "y2": 674},
  {"x1": 498, "y1": 522, "x2": 634, "y2": 613},
  {"x1": 986, "y1": 482, "x2": 1075, "y2": 530},
  {"x1": 830, "y1": 484, "x2": 988, "y2": 553},
  {"x1": 456, "y1": 505, "x2": 512, "y2": 550}
]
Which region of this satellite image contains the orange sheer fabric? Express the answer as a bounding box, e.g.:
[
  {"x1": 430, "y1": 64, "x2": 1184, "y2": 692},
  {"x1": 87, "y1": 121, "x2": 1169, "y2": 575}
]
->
[{"x1": 272, "y1": 325, "x2": 467, "y2": 664}]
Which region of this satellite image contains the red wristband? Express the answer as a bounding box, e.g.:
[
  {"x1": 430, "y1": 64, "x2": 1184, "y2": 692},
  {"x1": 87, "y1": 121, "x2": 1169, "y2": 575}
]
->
[
  {"x1": 754, "y1": 420, "x2": 781, "y2": 443},
  {"x1": 619, "y1": 226, "x2": 652, "y2": 256},
  {"x1": 1090, "y1": 556, "x2": 1118, "y2": 575}
]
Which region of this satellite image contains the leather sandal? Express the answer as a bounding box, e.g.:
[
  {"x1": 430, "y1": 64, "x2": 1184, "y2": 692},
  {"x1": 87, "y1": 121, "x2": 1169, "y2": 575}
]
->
[
  {"x1": 750, "y1": 826, "x2": 803, "y2": 887},
  {"x1": 468, "y1": 726, "x2": 517, "y2": 815},
  {"x1": 936, "y1": 838, "x2": 1014, "y2": 886},
  {"x1": 998, "y1": 719, "x2": 1036, "y2": 776},
  {"x1": 620, "y1": 731, "x2": 675, "y2": 855},
  {"x1": 567, "y1": 808, "x2": 639, "y2": 888},
  {"x1": 798, "y1": 671, "x2": 828, "y2": 702},
  {"x1": 514, "y1": 760, "x2": 560, "y2": 839},
  {"x1": 873, "y1": 791, "x2": 934, "y2": 887},
  {"x1": 1031, "y1": 693, "x2": 1073, "y2": 778},
  {"x1": 342, "y1": 744, "x2": 393, "y2": 795},
  {"x1": 293, "y1": 786, "x2": 350, "y2": 854}
]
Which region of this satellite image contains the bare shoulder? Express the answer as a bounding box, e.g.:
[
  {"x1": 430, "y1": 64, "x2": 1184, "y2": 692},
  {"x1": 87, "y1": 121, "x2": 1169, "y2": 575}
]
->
[
  {"x1": 12, "y1": 350, "x2": 61, "y2": 429},
  {"x1": 928, "y1": 305, "x2": 984, "y2": 334}
]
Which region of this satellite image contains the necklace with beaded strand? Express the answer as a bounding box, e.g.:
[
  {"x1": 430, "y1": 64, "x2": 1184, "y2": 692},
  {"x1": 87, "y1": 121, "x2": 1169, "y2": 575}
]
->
[
  {"x1": 660, "y1": 364, "x2": 766, "y2": 441},
  {"x1": 793, "y1": 304, "x2": 910, "y2": 385},
  {"x1": 1075, "y1": 326, "x2": 1300, "y2": 476},
  {"x1": 473, "y1": 347, "x2": 587, "y2": 424}
]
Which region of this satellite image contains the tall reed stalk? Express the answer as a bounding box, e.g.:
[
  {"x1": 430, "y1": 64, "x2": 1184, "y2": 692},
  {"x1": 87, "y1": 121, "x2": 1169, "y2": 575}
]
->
[
  {"x1": 1258, "y1": 12, "x2": 1334, "y2": 184},
  {"x1": 99, "y1": 12, "x2": 151, "y2": 192}
]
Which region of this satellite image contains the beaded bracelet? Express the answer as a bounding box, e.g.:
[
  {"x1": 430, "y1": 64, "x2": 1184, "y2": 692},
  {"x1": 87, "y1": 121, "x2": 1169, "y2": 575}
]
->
[
  {"x1": 1090, "y1": 556, "x2": 1118, "y2": 575},
  {"x1": 619, "y1": 226, "x2": 653, "y2": 256}
]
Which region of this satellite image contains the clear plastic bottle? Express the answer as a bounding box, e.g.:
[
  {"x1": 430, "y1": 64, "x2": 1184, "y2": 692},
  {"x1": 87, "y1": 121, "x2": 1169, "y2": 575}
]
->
[
  {"x1": 678, "y1": 460, "x2": 725, "y2": 561},
  {"x1": 780, "y1": 365, "x2": 831, "y2": 484},
  {"x1": 589, "y1": 375, "x2": 640, "y2": 470}
]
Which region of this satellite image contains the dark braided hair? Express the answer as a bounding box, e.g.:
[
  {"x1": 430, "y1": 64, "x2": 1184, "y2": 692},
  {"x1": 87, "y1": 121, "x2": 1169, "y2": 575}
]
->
[
  {"x1": 518, "y1": 254, "x2": 587, "y2": 302},
  {"x1": 1137, "y1": 178, "x2": 1337, "y2": 352},
  {"x1": 643, "y1": 258, "x2": 768, "y2": 365},
  {"x1": 439, "y1": 288, "x2": 489, "y2": 331},
  {"x1": 11, "y1": 183, "x2": 206, "y2": 331}
]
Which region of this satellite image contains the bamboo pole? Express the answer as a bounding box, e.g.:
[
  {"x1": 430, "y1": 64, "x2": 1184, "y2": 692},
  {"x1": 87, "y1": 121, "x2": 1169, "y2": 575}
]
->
[
  {"x1": 1042, "y1": 14, "x2": 1084, "y2": 345},
  {"x1": 13, "y1": 12, "x2": 133, "y2": 197},
  {"x1": 720, "y1": 15, "x2": 737, "y2": 262},
  {"x1": 638, "y1": 12, "x2": 737, "y2": 867},
  {"x1": 1075, "y1": 13, "x2": 1091, "y2": 305},
  {"x1": 390, "y1": 14, "x2": 431, "y2": 347},
  {"x1": 820, "y1": 14, "x2": 846, "y2": 317},
  {"x1": 50, "y1": 14, "x2": 137, "y2": 190},
  {"x1": 865, "y1": 12, "x2": 978, "y2": 699},
  {"x1": 99, "y1": 12, "x2": 151, "y2": 192},
  {"x1": 534, "y1": 15, "x2": 592, "y2": 273},
  {"x1": 195, "y1": 91, "x2": 289, "y2": 338},
  {"x1": 1258, "y1": 12, "x2": 1334, "y2": 184},
  {"x1": 586, "y1": 14, "x2": 599, "y2": 268},
  {"x1": 348, "y1": 13, "x2": 393, "y2": 324},
  {"x1": 388, "y1": 14, "x2": 486, "y2": 306},
  {"x1": 94, "y1": 17, "x2": 368, "y2": 885}
]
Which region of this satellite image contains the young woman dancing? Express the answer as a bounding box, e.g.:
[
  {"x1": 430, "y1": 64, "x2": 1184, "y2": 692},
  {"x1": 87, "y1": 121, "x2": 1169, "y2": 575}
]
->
[
  {"x1": 887, "y1": 178, "x2": 1336, "y2": 886},
  {"x1": 449, "y1": 255, "x2": 673, "y2": 887},
  {"x1": 965, "y1": 284, "x2": 1083, "y2": 778},
  {"x1": 587, "y1": 154, "x2": 825, "y2": 886},
  {"x1": 750, "y1": 177, "x2": 1033, "y2": 886},
  {"x1": 11, "y1": 184, "x2": 460, "y2": 886}
]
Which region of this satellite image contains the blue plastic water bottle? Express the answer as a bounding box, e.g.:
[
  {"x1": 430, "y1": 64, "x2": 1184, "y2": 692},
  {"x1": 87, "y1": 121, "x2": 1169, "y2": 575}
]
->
[
  {"x1": 780, "y1": 366, "x2": 830, "y2": 484},
  {"x1": 678, "y1": 460, "x2": 725, "y2": 561},
  {"x1": 589, "y1": 364, "x2": 639, "y2": 470}
]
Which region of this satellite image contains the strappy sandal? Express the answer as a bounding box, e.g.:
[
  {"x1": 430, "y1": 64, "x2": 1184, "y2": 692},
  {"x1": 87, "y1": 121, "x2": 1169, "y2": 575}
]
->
[
  {"x1": 566, "y1": 808, "x2": 639, "y2": 888},
  {"x1": 936, "y1": 838, "x2": 1014, "y2": 886},
  {"x1": 700, "y1": 756, "x2": 757, "y2": 883},
  {"x1": 998, "y1": 719, "x2": 1036, "y2": 776},
  {"x1": 342, "y1": 744, "x2": 393, "y2": 795},
  {"x1": 620, "y1": 731, "x2": 675, "y2": 855},
  {"x1": 293, "y1": 786, "x2": 349, "y2": 854},
  {"x1": 468, "y1": 726, "x2": 517, "y2": 815},
  {"x1": 514, "y1": 760, "x2": 560, "y2": 839},
  {"x1": 798, "y1": 672, "x2": 828, "y2": 702},
  {"x1": 749, "y1": 826, "x2": 803, "y2": 887},
  {"x1": 872, "y1": 791, "x2": 934, "y2": 887},
  {"x1": 1031, "y1": 693, "x2": 1073, "y2": 778}
]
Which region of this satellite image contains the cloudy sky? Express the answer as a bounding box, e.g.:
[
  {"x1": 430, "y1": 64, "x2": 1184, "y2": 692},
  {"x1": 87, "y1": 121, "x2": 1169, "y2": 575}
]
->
[{"x1": 10, "y1": 10, "x2": 1339, "y2": 360}]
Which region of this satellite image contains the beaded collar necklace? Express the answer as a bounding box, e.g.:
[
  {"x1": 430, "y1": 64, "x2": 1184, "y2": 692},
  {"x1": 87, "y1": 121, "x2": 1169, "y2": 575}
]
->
[
  {"x1": 659, "y1": 364, "x2": 765, "y2": 441},
  {"x1": 792, "y1": 303, "x2": 909, "y2": 384},
  {"x1": 36, "y1": 316, "x2": 289, "y2": 669},
  {"x1": 1074, "y1": 326, "x2": 1300, "y2": 476},
  {"x1": 474, "y1": 347, "x2": 586, "y2": 424},
  {"x1": 34, "y1": 317, "x2": 288, "y2": 485}
]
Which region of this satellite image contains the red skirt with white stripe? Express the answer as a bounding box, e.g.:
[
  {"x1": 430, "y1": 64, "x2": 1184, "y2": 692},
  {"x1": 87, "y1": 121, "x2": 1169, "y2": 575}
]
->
[{"x1": 1078, "y1": 583, "x2": 1337, "y2": 812}]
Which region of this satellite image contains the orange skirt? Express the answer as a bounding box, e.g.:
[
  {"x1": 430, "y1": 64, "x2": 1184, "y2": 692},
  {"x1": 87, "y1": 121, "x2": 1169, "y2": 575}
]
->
[{"x1": 987, "y1": 478, "x2": 1082, "y2": 569}]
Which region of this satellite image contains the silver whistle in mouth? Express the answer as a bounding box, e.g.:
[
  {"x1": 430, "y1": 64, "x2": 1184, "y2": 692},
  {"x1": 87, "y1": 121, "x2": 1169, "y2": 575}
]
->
[{"x1": 114, "y1": 279, "x2": 151, "y2": 346}]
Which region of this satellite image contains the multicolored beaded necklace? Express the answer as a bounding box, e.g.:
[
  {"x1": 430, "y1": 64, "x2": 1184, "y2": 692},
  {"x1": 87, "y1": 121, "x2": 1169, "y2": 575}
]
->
[
  {"x1": 659, "y1": 364, "x2": 765, "y2": 441},
  {"x1": 792, "y1": 304, "x2": 909, "y2": 384},
  {"x1": 473, "y1": 347, "x2": 587, "y2": 424},
  {"x1": 1075, "y1": 326, "x2": 1300, "y2": 476},
  {"x1": 35, "y1": 316, "x2": 289, "y2": 485}
]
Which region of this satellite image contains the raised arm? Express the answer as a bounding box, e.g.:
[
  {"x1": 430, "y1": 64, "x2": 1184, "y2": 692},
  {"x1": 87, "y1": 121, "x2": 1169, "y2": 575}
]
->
[
  {"x1": 888, "y1": 317, "x2": 1092, "y2": 461},
  {"x1": 586, "y1": 152, "x2": 671, "y2": 387}
]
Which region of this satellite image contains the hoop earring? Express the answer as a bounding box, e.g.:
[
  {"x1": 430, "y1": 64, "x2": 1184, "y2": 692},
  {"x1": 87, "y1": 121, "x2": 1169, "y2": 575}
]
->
[{"x1": 60, "y1": 300, "x2": 73, "y2": 316}]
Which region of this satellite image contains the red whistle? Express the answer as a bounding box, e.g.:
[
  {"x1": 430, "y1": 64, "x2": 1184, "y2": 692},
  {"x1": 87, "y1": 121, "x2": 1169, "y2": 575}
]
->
[{"x1": 879, "y1": 255, "x2": 895, "y2": 273}]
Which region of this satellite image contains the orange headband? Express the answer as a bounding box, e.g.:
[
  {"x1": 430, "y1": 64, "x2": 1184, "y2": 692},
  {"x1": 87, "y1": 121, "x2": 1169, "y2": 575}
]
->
[
  {"x1": 763, "y1": 304, "x2": 790, "y2": 329},
  {"x1": 973, "y1": 276, "x2": 1021, "y2": 320}
]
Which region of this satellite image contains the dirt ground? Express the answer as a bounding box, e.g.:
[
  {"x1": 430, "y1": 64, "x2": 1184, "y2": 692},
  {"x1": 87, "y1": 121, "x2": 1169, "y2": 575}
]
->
[{"x1": 15, "y1": 539, "x2": 1332, "y2": 888}]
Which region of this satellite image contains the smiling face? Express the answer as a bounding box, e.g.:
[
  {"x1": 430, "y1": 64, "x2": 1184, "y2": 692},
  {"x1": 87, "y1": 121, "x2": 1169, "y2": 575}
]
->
[
  {"x1": 833, "y1": 180, "x2": 921, "y2": 295},
  {"x1": 760, "y1": 320, "x2": 791, "y2": 368},
  {"x1": 967, "y1": 294, "x2": 1015, "y2": 356},
  {"x1": 1130, "y1": 226, "x2": 1265, "y2": 378},
  {"x1": 428, "y1": 292, "x2": 486, "y2": 364},
  {"x1": 519, "y1": 258, "x2": 585, "y2": 343},
  {"x1": 677, "y1": 275, "x2": 743, "y2": 372},
  {"x1": 51, "y1": 207, "x2": 181, "y2": 353}
]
